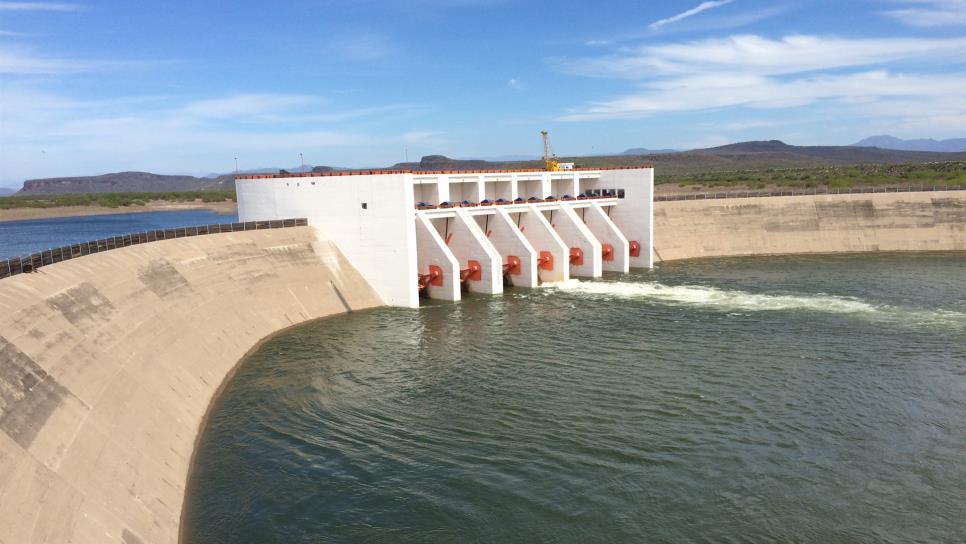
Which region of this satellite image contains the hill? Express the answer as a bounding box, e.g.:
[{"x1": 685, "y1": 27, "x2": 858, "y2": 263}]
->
[
  {"x1": 13, "y1": 140, "x2": 966, "y2": 195},
  {"x1": 388, "y1": 141, "x2": 966, "y2": 178},
  {"x1": 0, "y1": 188, "x2": 15, "y2": 197},
  {"x1": 16, "y1": 171, "x2": 234, "y2": 196},
  {"x1": 853, "y1": 135, "x2": 966, "y2": 153},
  {"x1": 621, "y1": 147, "x2": 678, "y2": 155}
]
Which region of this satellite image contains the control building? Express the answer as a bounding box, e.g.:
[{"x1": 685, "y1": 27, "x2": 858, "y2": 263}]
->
[{"x1": 235, "y1": 166, "x2": 654, "y2": 308}]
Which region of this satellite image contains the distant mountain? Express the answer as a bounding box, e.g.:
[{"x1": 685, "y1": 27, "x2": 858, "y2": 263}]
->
[
  {"x1": 16, "y1": 171, "x2": 234, "y2": 196},
  {"x1": 204, "y1": 164, "x2": 339, "y2": 178},
  {"x1": 689, "y1": 139, "x2": 966, "y2": 162},
  {"x1": 621, "y1": 147, "x2": 678, "y2": 155},
  {"x1": 852, "y1": 135, "x2": 966, "y2": 153},
  {"x1": 460, "y1": 154, "x2": 536, "y2": 162},
  {"x1": 15, "y1": 140, "x2": 966, "y2": 195},
  {"x1": 387, "y1": 155, "x2": 526, "y2": 171},
  {"x1": 0, "y1": 187, "x2": 15, "y2": 196}
]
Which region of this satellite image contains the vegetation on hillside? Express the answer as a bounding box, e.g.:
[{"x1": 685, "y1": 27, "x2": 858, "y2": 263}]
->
[
  {"x1": 661, "y1": 161, "x2": 966, "y2": 190},
  {"x1": 0, "y1": 162, "x2": 962, "y2": 209},
  {"x1": 0, "y1": 190, "x2": 236, "y2": 209}
]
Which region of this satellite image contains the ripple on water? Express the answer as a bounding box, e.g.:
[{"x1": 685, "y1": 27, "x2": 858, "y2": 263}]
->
[{"x1": 185, "y1": 253, "x2": 966, "y2": 544}]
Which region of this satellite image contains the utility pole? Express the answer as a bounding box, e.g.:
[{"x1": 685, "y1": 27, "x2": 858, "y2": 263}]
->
[
  {"x1": 405, "y1": 147, "x2": 409, "y2": 163},
  {"x1": 234, "y1": 157, "x2": 238, "y2": 174},
  {"x1": 300, "y1": 152, "x2": 305, "y2": 172}
]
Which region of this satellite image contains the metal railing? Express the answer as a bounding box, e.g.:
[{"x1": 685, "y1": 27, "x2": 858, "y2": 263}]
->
[
  {"x1": 655, "y1": 184, "x2": 964, "y2": 202},
  {"x1": 0, "y1": 218, "x2": 308, "y2": 280}
]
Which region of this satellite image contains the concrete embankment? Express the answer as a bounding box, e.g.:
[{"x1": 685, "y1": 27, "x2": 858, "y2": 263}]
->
[
  {"x1": 0, "y1": 227, "x2": 383, "y2": 544},
  {"x1": 654, "y1": 190, "x2": 966, "y2": 261}
]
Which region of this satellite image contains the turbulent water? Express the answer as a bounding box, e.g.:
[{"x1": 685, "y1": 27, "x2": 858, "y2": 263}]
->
[
  {"x1": 184, "y1": 253, "x2": 966, "y2": 543},
  {"x1": 0, "y1": 210, "x2": 238, "y2": 259}
]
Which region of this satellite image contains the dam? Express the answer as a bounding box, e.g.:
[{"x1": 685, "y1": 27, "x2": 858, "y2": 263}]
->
[
  {"x1": 0, "y1": 180, "x2": 964, "y2": 543},
  {"x1": 235, "y1": 166, "x2": 656, "y2": 307}
]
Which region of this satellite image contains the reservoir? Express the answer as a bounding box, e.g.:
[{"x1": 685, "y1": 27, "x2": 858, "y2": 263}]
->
[
  {"x1": 184, "y1": 252, "x2": 966, "y2": 543},
  {"x1": 0, "y1": 209, "x2": 238, "y2": 258}
]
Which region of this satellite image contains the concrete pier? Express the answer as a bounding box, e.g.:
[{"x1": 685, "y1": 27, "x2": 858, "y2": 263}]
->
[
  {"x1": 443, "y1": 210, "x2": 503, "y2": 295},
  {"x1": 516, "y1": 209, "x2": 569, "y2": 284},
  {"x1": 483, "y1": 209, "x2": 539, "y2": 288},
  {"x1": 415, "y1": 214, "x2": 461, "y2": 301},
  {"x1": 552, "y1": 205, "x2": 602, "y2": 278},
  {"x1": 583, "y1": 203, "x2": 630, "y2": 274}
]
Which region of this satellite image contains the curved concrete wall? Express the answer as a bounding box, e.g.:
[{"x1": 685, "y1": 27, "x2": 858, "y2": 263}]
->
[
  {"x1": 654, "y1": 190, "x2": 966, "y2": 262},
  {"x1": 0, "y1": 227, "x2": 383, "y2": 544}
]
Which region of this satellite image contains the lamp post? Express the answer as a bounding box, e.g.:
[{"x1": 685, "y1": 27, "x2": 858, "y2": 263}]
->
[
  {"x1": 300, "y1": 152, "x2": 305, "y2": 173},
  {"x1": 234, "y1": 157, "x2": 238, "y2": 174}
]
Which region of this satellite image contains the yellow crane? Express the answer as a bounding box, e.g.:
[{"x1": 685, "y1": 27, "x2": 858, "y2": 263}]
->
[{"x1": 541, "y1": 130, "x2": 560, "y2": 171}]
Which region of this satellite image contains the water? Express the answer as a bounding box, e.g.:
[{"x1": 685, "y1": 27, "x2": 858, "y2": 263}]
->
[
  {"x1": 184, "y1": 253, "x2": 966, "y2": 543},
  {"x1": 0, "y1": 210, "x2": 238, "y2": 259}
]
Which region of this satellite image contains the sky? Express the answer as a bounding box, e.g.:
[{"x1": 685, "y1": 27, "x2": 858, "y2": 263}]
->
[{"x1": 0, "y1": 0, "x2": 964, "y2": 187}]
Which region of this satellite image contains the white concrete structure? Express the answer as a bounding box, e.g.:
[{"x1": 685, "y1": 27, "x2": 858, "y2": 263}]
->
[{"x1": 236, "y1": 166, "x2": 654, "y2": 308}]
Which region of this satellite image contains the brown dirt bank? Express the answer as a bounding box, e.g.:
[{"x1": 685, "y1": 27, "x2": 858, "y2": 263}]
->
[{"x1": 0, "y1": 200, "x2": 238, "y2": 223}]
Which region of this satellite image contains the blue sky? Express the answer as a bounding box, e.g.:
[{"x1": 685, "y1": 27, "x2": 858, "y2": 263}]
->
[{"x1": 1, "y1": 0, "x2": 964, "y2": 187}]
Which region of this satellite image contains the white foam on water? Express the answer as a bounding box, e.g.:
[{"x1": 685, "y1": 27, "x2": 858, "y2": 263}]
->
[
  {"x1": 559, "y1": 280, "x2": 966, "y2": 328},
  {"x1": 564, "y1": 280, "x2": 876, "y2": 313},
  {"x1": 538, "y1": 278, "x2": 583, "y2": 290}
]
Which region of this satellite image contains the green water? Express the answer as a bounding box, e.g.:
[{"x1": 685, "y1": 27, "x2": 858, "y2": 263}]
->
[{"x1": 184, "y1": 253, "x2": 966, "y2": 543}]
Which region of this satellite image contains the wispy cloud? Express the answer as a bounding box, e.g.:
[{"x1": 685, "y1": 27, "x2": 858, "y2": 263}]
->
[
  {"x1": 649, "y1": 0, "x2": 734, "y2": 30},
  {"x1": 401, "y1": 131, "x2": 444, "y2": 144},
  {"x1": 562, "y1": 35, "x2": 966, "y2": 78},
  {"x1": 561, "y1": 71, "x2": 966, "y2": 120},
  {"x1": 558, "y1": 34, "x2": 966, "y2": 123},
  {"x1": 882, "y1": 0, "x2": 966, "y2": 27},
  {"x1": 0, "y1": 44, "x2": 176, "y2": 74},
  {"x1": 0, "y1": 87, "x2": 411, "y2": 182},
  {"x1": 330, "y1": 33, "x2": 394, "y2": 61},
  {"x1": 180, "y1": 94, "x2": 319, "y2": 120},
  {"x1": 0, "y1": 2, "x2": 79, "y2": 11},
  {"x1": 507, "y1": 78, "x2": 523, "y2": 89},
  {"x1": 0, "y1": 45, "x2": 96, "y2": 74}
]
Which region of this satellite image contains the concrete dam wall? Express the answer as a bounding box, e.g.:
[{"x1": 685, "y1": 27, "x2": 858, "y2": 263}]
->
[
  {"x1": 653, "y1": 190, "x2": 966, "y2": 262},
  {"x1": 0, "y1": 227, "x2": 383, "y2": 544}
]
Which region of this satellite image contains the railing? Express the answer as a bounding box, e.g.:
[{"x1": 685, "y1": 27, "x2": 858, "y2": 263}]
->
[
  {"x1": 0, "y1": 218, "x2": 309, "y2": 280},
  {"x1": 655, "y1": 184, "x2": 964, "y2": 202}
]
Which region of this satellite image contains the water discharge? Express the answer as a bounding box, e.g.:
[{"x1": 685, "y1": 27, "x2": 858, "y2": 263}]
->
[
  {"x1": 184, "y1": 252, "x2": 966, "y2": 544},
  {"x1": 560, "y1": 279, "x2": 966, "y2": 329}
]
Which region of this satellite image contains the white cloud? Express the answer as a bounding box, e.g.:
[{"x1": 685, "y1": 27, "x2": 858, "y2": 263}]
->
[
  {"x1": 564, "y1": 35, "x2": 966, "y2": 79},
  {"x1": 507, "y1": 78, "x2": 523, "y2": 89},
  {"x1": 649, "y1": 0, "x2": 735, "y2": 30},
  {"x1": 882, "y1": 0, "x2": 966, "y2": 27},
  {"x1": 558, "y1": 33, "x2": 966, "y2": 124},
  {"x1": 561, "y1": 70, "x2": 966, "y2": 120},
  {"x1": 0, "y1": 45, "x2": 90, "y2": 74},
  {"x1": 0, "y1": 44, "x2": 172, "y2": 74},
  {"x1": 0, "y1": 87, "x2": 411, "y2": 182},
  {"x1": 0, "y1": 2, "x2": 79, "y2": 11}
]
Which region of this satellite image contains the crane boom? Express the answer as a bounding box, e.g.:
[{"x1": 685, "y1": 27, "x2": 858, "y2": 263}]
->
[{"x1": 541, "y1": 130, "x2": 560, "y2": 171}]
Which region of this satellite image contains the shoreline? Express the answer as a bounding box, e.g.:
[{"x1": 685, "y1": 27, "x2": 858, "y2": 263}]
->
[{"x1": 0, "y1": 199, "x2": 238, "y2": 223}]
